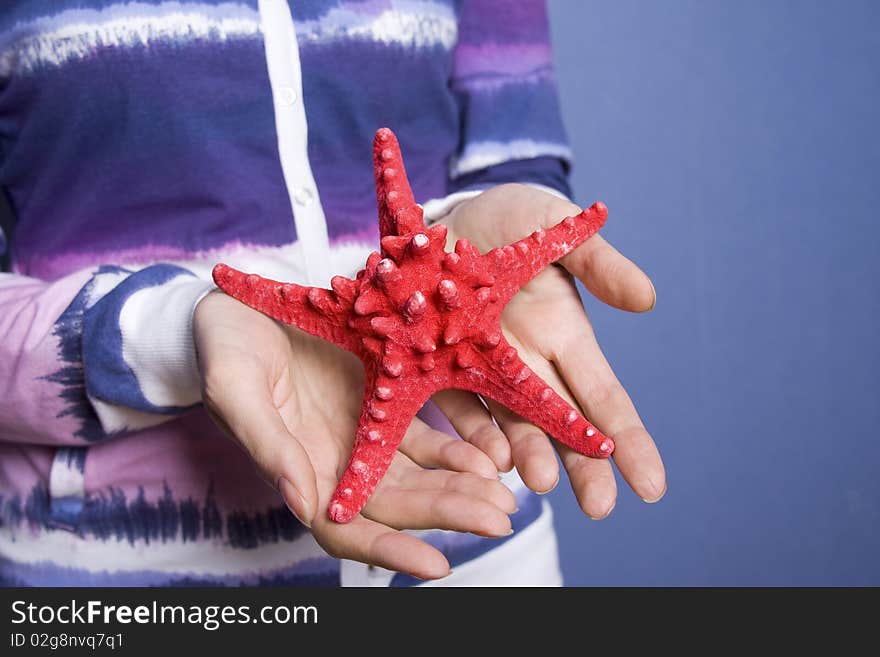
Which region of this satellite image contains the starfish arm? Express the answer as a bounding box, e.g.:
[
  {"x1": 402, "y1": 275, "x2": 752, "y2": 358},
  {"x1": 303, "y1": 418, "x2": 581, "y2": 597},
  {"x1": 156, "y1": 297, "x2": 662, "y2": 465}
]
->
[
  {"x1": 450, "y1": 340, "x2": 614, "y2": 458},
  {"x1": 481, "y1": 202, "x2": 609, "y2": 304},
  {"x1": 328, "y1": 364, "x2": 432, "y2": 523},
  {"x1": 373, "y1": 127, "x2": 426, "y2": 239},
  {"x1": 212, "y1": 264, "x2": 359, "y2": 352}
]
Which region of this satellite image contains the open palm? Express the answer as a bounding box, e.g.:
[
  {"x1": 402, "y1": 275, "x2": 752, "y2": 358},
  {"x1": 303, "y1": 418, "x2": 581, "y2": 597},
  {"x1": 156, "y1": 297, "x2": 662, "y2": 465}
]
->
[
  {"x1": 194, "y1": 291, "x2": 515, "y2": 580},
  {"x1": 434, "y1": 184, "x2": 666, "y2": 518}
]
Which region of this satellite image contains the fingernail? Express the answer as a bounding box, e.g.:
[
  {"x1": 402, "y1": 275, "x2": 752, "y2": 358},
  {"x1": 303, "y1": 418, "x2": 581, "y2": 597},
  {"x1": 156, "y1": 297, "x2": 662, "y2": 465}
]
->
[
  {"x1": 512, "y1": 506, "x2": 520, "y2": 514},
  {"x1": 278, "y1": 476, "x2": 313, "y2": 528},
  {"x1": 536, "y1": 474, "x2": 560, "y2": 496},
  {"x1": 642, "y1": 483, "x2": 667, "y2": 504},
  {"x1": 647, "y1": 279, "x2": 657, "y2": 312},
  {"x1": 590, "y1": 501, "x2": 616, "y2": 520},
  {"x1": 488, "y1": 526, "x2": 514, "y2": 538}
]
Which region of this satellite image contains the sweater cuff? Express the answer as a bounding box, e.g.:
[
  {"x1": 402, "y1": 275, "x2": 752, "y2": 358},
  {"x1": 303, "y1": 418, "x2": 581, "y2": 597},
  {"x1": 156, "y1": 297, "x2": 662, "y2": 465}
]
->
[
  {"x1": 421, "y1": 190, "x2": 484, "y2": 225},
  {"x1": 422, "y1": 183, "x2": 573, "y2": 226},
  {"x1": 83, "y1": 265, "x2": 214, "y2": 434}
]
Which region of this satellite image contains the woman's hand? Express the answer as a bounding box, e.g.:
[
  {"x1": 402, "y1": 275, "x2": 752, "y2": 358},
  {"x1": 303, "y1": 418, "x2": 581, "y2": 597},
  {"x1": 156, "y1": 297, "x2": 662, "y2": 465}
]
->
[
  {"x1": 434, "y1": 184, "x2": 666, "y2": 519},
  {"x1": 193, "y1": 291, "x2": 516, "y2": 580}
]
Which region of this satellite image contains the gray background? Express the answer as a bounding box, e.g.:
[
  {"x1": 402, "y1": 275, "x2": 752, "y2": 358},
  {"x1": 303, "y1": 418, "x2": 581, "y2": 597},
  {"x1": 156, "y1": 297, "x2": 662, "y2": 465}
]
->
[{"x1": 546, "y1": 0, "x2": 879, "y2": 585}]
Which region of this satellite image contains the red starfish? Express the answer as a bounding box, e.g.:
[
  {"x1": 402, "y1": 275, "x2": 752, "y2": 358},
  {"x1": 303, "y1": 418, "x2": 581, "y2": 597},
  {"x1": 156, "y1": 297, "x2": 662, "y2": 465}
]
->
[{"x1": 213, "y1": 128, "x2": 613, "y2": 523}]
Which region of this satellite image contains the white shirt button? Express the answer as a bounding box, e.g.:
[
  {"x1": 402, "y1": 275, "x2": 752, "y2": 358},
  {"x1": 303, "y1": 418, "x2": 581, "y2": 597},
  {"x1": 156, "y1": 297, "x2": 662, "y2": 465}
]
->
[
  {"x1": 277, "y1": 86, "x2": 297, "y2": 106},
  {"x1": 293, "y1": 187, "x2": 314, "y2": 206}
]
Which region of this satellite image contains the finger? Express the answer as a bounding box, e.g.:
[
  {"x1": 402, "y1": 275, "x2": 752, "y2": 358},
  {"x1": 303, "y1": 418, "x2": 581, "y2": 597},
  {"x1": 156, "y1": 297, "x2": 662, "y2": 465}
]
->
[
  {"x1": 556, "y1": 324, "x2": 667, "y2": 503},
  {"x1": 497, "y1": 340, "x2": 620, "y2": 517},
  {"x1": 314, "y1": 514, "x2": 450, "y2": 580},
  {"x1": 365, "y1": 483, "x2": 513, "y2": 536},
  {"x1": 432, "y1": 390, "x2": 513, "y2": 472},
  {"x1": 560, "y1": 233, "x2": 656, "y2": 313},
  {"x1": 398, "y1": 416, "x2": 498, "y2": 479},
  {"x1": 364, "y1": 453, "x2": 514, "y2": 534},
  {"x1": 392, "y1": 467, "x2": 518, "y2": 514},
  {"x1": 556, "y1": 441, "x2": 618, "y2": 519},
  {"x1": 205, "y1": 366, "x2": 319, "y2": 526},
  {"x1": 485, "y1": 400, "x2": 559, "y2": 494}
]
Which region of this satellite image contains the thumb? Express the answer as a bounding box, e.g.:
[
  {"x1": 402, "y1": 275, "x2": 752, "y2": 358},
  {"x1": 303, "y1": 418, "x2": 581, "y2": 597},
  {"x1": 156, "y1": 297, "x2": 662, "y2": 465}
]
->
[
  {"x1": 205, "y1": 373, "x2": 319, "y2": 527},
  {"x1": 560, "y1": 232, "x2": 657, "y2": 313},
  {"x1": 458, "y1": 185, "x2": 656, "y2": 313},
  {"x1": 538, "y1": 195, "x2": 655, "y2": 312}
]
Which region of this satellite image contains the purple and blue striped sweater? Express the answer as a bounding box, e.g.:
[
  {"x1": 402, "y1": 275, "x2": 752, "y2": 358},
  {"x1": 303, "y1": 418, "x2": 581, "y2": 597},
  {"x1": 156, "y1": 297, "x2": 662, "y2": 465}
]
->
[{"x1": 0, "y1": 0, "x2": 572, "y2": 586}]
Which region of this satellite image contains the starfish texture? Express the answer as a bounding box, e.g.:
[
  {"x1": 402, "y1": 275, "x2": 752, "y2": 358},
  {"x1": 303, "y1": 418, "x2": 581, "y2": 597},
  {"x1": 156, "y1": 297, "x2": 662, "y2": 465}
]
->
[{"x1": 213, "y1": 128, "x2": 613, "y2": 523}]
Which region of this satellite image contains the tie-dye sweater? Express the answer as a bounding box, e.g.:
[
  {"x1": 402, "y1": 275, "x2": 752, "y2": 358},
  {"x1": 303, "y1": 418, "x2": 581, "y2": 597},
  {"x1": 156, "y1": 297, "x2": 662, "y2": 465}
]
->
[{"x1": 0, "y1": 0, "x2": 572, "y2": 586}]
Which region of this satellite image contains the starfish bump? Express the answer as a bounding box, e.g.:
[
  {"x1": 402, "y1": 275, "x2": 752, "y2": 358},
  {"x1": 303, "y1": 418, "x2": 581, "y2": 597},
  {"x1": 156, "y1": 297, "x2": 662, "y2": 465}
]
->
[{"x1": 213, "y1": 127, "x2": 613, "y2": 523}]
